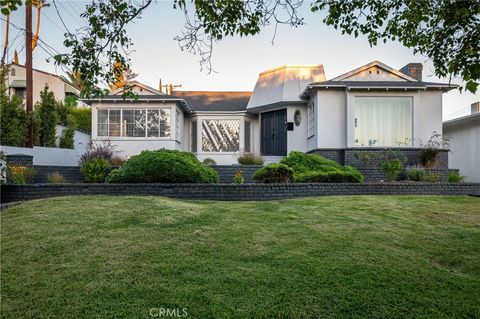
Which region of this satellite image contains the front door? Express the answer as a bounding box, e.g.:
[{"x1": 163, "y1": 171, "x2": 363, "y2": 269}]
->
[{"x1": 261, "y1": 109, "x2": 287, "y2": 156}]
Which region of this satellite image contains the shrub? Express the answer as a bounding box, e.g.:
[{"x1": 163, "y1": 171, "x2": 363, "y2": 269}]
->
[
  {"x1": 280, "y1": 151, "x2": 341, "y2": 173},
  {"x1": 406, "y1": 166, "x2": 425, "y2": 181},
  {"x1": 7, "y1": 165, "x2": 35, "y2": 184},
  {"x1": 448, "y1": 171, "x2": 464, "y2": 183},
  {"x1": 106, "y1": 149, "x2": 218, "y2": 183},
  {"x1": 203, "y1": 158, "x2": 217, "y2": 165},
  {"x1": 47, "y1": 172, "x2": 66, "y2": 184},
  {"x1": 380, "y1": 158, "x2": 403, "y2": 181},
  {"x1": 233, "y1": 170, "x2": 244, "y2": 184},
  {"x1": 0, "y1": 152, "x2": 6, "y2": 184},
  {"x1": 424, "y1": 172, "x2": 440, "y2": 183},
  {"x1": 279, "y1": 151, "x2": 364, "y2": 183},
  {"x1": 80, "y1": 157, "x2": 111, "y2": 183},
  {"x1": 294, "y1": 168, "x2": 364, "y2": 183},
  {"x1": 237, "y1": 153, "x2": 264, "y2": 165},
  {"x1": 253, "y1": 164, "x2": 293, "y2": 183},
  {"x1": 59, "y1": 115, "x2": 77, "y2": 149},
  {"x1": 0, "y1": 94, "x2": 28, "y2": 147},
  {"x1": 418, "y1": 131, "x2": 450, "y2": 168},
  {"x1": 110, "y1": 155, "x2": 126, "y2": 167},
  {"x1": 80, "y1": 140, "x2": 118, "y2": 166},
  {"x1": 35, "y1": 85, "x2": 58, "y2": 147},
  {"x1": 69, "y1": 108, "x2": 92, "y2": 133}
]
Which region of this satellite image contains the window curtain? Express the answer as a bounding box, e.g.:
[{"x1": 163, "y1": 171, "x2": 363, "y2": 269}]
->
[{"x1": 354, "y1": 97, "x2": 412, "y2": 146}]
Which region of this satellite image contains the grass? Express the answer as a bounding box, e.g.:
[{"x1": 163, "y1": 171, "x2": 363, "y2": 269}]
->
[{"x1": 1, "y1": 195, "x2": 480, "y2": 318}]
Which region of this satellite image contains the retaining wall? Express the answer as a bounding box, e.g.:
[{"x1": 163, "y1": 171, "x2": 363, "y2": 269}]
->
[{"x1": 2, "y1": 183, "x2": 479, "y2": 203}]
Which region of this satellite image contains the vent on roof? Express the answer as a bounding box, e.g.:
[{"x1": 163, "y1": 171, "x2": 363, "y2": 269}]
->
[{"x1": 399, "y1": 63, "x2": 423, "y2": 81}]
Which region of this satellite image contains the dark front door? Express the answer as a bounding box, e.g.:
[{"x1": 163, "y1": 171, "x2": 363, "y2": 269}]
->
[{"x1": 261, "y1": 109, "x2": 287, "y2": 156}]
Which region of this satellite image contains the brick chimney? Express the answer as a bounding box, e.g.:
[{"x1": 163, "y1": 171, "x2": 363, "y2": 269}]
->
[
  {"x1": 399, "y1": 63, "x2": 423, "y2": 81},
  {"x1": 472, "y1": 101, "x2": 480, "y2": 114}
]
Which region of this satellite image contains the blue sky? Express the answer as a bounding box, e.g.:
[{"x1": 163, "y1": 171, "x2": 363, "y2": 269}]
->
[{"x1": 2, "y1": 1, "x2": 478, "y2": 120}]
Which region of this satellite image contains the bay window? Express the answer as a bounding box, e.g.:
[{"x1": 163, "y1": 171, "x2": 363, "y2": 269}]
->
[
  {"x1": 97, "y1": 108, "x2": 171, "y2": 138},
  {"x1": 354, "y1": 96, "x2": 412, "y2": 147}
]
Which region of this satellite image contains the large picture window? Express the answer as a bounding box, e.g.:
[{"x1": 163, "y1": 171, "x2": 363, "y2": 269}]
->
[
  {"x1": 97, "y1": 108, "x2": 170, "y2": 138},
  {"x1": 202, "y1": 119, "x2": 240, "y2": 152},
  {"x1": 354, "y1": 96, "x2": 413, "y2": 146}
]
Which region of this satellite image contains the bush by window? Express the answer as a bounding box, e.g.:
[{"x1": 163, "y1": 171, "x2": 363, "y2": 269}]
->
[
  {"x1": 237, "y1": 153, "x2": 264, "y2": 165},
  {"x1": 106, "y1": 149, "x2": 219, "y2": 183}
]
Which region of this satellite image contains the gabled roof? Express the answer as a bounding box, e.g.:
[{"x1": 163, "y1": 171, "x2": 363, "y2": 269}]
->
[
  {"x1": 110, "y1": 80, "x2": 164, "y2": 95},
  {"x1": 175, "y1": 91, "x2": 251, "y2": 112},
  {"x1": 247, "y1": 64, "x2": 325, "y2": 110},
  {"x1": 7, "y1": 63, "x2": 80, "y2": 92},
  {"x1": 331, "y1": 60, "x2": 418, "y2": 82}
]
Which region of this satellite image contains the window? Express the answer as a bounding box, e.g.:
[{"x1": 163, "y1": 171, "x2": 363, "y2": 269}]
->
[
  {"x1": 97, "y1": 108, "x2": 170, "y2": 138},
  {"x1": 191, "y1": 121, "x2": 197, "y2": 152},
  {"x1": 175, "y1": 109, "x2": 181, "y2": 141},
  {"x1": 244, "y1": 121, "x2": 251, "y2": 153},
  {"x1": 202, "y1": 119, "x2": 240, "y2": 152},
  {"x1": 354, "y1": 96, "x2": 413, "y2": 146},
  {"x1": 307, "y1": 102, "x2": 315, "y2": 137}
]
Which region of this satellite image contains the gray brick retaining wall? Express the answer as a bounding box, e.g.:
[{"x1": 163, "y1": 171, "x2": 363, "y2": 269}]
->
[
  {"x1": 211, "y1": 165, "x2": 262, "y2": 183},
  {"x1": 2, "y1": 183, "x2": 479, "y2": 203}
]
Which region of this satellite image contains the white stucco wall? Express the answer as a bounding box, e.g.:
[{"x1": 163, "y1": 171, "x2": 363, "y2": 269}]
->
[
  {"x1": 313, "y1": 90, "x2": 347, "y2": 150},
  {"x1": 444, "y1": 120, "x2": 480, "y2": 182}
]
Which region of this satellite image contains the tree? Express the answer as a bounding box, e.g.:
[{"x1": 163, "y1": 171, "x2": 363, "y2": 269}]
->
[
  {"x1": 0, "y1": 67, "x2": 28, "y2": 146},
  {"x1": 59, "y1": 114, "x2": 77, "y2": 149},
  {"x1": 35, "y1": 85, "x2": 58, "y2": 147}
]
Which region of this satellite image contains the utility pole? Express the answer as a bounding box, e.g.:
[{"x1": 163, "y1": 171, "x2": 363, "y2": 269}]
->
[{"x1": 26, "y1": 2, "x2": 34, "y2": 148}]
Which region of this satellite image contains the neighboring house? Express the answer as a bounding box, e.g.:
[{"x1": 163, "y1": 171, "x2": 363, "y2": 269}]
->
[
  {"x1": 86, "y1": 61, "x2": 456, "y2": 165},
  {"x1": 443, "y1": 103, "x2": 480, "y2": 182},
  {"x1": 5, "y1": 63, "x2": 88, "y2": 108}
]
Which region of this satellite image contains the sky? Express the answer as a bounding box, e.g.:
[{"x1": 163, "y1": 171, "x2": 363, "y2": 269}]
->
[{"x1": 2, "y1": 0, "x2": 479, "y2": 120}]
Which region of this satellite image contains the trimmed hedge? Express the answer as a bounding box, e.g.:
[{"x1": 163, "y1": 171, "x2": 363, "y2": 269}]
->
[
  {"x1": 253, "y1": 164, "x2": 293, "y2": 183},
  {"x1": 281, "y1": 152, "x2": 364, "y2": 183},
  {"x1": 106, "y1": 149, "x2": 219, "y2": 183}
]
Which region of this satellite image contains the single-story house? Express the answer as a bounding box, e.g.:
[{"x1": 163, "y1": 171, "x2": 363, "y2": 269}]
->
[
  {"x1": 443, "y1": 103, "x2": 480, "y2": 182},
  {"x1": 86, "y1": 61, "x2": 456, "y2": 165}
]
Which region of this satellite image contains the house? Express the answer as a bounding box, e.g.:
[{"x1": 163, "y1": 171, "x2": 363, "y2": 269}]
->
[
  {"x1": 5, "y1": 63, "x2": 88, "y2": 108},
  {"x1": 443, "y1": 102, "x2": 480, "y2": 182},
  {"x1": 87, "y1": 61, "x2": 456, "y2": 166}
]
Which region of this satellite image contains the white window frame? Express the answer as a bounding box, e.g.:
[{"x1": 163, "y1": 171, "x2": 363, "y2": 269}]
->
[
  {"x1": 307, "y1": 102, "x2": 315, "y2": 138},
  {"x1": 96, "y1": 107, "x2": 172, "y2": 140}
]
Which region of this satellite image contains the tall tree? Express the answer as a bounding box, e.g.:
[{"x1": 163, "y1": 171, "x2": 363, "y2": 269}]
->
[{"x1": 35, "y1": 85, "x2": 58, "y2": 147}]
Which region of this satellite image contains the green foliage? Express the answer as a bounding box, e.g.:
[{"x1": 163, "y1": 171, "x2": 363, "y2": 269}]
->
[
  {"x1": 56, "y1": 96, "x2": 77, "y2": 125},
  {"x1": 448, "y1": 171, "x2": 465, "y2": 183},
  {"x1": 312, "y1": 1, "x2": 479, "y2": 93},
  {"x1": 279, "y1": 151, "x2": 364, "y2": 183},
  {"x1": 294, "y1": 166, "x2": 364, "y2": 183},
  {"x1": 237, "y1": 153, "x2": 264, "y2": 165},
  {"x1": 0, "y1": 66, "x2": 28, "y2": 146},
  {"x1": 253, "y1": 164, "x2": 293, "y2": 184},
  {"x1": 233, "y1": 170, "x2": 244, "y2": 184},
  {"x1": 380, "y1": 159, "x2": 403, "y2": 182},
  {"x1": 406, "y1": 167, "x2": 425, "y2": 182},
  {"x1": 69, "y1": 108, "x2": 91, "y2": 133},
  {"x1": 35, "y1": 85, "x2": 58, "y2": 147},
  {"x1": 59, "y1": 115, "x2": 77, "y2": 149},
  {"x1": 353, "y1": 150, "x2": 405, "y2": 169},
  {"x1": 80, "y1": 157, "x2": 111, "y2": 183},
  {"x1": 424, "y1": 172, "x2": 440, "y2": 183},
  {"x1": 203, "y1": 158, "x2": 216, "y2": 165},
  {"x1": 7, "y1": 165, "x2": 35, "y2": 184},
  {"x1": 106, "y1": 149, "x2": 219, "y2": 183},
  {"x1": 47, "y1": 172, "x2": 66, "y2": 184}
]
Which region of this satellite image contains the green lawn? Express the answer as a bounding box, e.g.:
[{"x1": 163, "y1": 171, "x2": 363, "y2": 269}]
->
[{"x1": 1, "y1": 196, "x2": 480, "y2": 318}]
